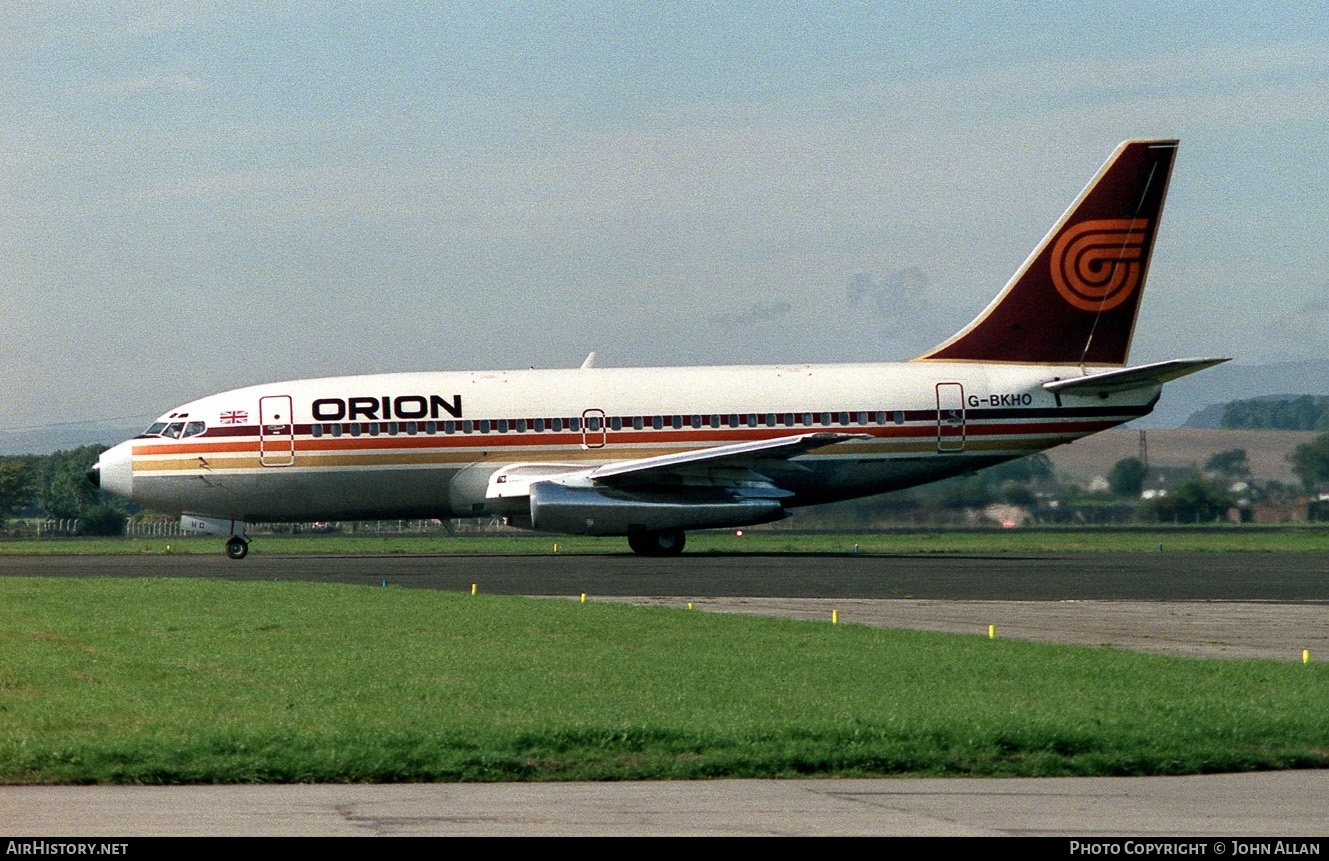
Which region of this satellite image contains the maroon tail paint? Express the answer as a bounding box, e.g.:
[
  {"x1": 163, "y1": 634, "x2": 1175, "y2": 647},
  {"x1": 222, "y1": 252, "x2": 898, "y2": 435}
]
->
[{"x1": 918, "y1": 140, "x2": 1178, "y2": 366}]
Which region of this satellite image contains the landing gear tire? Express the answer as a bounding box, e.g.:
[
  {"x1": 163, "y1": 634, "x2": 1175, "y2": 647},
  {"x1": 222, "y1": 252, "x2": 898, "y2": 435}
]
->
[
  {"x1": 225, "y1": 536, "x2": 249, "y2": 560},
  {"x1": 627, "y1": 529, "x2": 686, "y2": 557}
]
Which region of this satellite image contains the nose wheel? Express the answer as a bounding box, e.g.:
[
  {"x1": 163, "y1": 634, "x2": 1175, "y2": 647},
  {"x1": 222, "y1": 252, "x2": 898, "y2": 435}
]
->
[{"x1": 225, "y1": 536, "x2": 250, "y2": 560}]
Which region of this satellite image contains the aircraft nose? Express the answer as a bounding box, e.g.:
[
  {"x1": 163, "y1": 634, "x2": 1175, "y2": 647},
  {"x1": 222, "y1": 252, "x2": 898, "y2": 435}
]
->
[{"x1": 93, "y1": 441, "x2": 134, "y2": 500}]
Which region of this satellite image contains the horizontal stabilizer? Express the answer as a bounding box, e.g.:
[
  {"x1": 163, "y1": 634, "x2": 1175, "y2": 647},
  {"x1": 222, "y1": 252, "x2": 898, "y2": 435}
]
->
[{"x1": 1042, "y1": 357, "x2": 1229, "y2": 397}]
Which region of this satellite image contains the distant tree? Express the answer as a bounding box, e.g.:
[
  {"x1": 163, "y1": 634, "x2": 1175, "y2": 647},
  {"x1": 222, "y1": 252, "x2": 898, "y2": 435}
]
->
[
  {"x1": 1205, "y1": 448, "x2": 1250, "y2": 479},
  {"x1": 988, "y1": 453, "x2": 1054, "y2": 484},
  {"x1": 940, "y1": 473, "x2": 995, "y2": 510},
  {"x1": 1221, "y1": 396, "x2": 1329, "y2": 430},
  {"x1": 1107, "y1": 457, "x2": 1148, "y2": 497},
  {"x1": 38, "y1": 461, "x2": 99, "y2": 520},
  {"x1": 78, "y1": 504, "x2": 128, "y2": 536},
  {"x1": 1290, "y1": 433, "x2": 1329, "y2": 492},
  {"x1": 0, "y1": 459, "x2": 34, "y2": 520},
  {"x1": 1139, "y1": 479, "x2": 1233, "y2": 523}
]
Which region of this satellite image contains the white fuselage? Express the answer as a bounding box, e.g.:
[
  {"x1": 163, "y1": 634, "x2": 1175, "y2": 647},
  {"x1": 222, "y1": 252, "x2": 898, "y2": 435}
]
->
[{"x1": 95, "y1": 360, "x2": 1156, "y2": 526}]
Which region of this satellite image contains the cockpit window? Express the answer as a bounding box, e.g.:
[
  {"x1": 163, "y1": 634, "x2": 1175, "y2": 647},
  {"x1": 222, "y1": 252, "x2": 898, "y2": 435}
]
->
[
  {"x1": 183, "y1": 421, "x2": 206, "y2": 438},
  {"x1": 144, "y1": 422, "x2": 168, "y2": 436},
  {"x1": 163, "y1": 422, "x2": 186, "y2": 439}
]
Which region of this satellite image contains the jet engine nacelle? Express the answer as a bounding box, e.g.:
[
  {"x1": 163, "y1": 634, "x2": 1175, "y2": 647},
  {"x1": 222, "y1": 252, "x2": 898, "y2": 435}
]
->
[{"x1": 528, "y1": 481, "x2": 785, "y2": 536}]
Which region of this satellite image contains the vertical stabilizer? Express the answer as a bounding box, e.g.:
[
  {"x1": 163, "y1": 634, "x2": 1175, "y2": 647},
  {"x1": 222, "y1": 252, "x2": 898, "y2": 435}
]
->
[{"x1": 917, "y1": 139, "x2": 1178, "y2": 366}]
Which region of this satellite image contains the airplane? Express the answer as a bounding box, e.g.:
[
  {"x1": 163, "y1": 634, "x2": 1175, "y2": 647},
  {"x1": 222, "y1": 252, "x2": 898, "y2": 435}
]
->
[{"x1": 90, "y1": 139, "x2": 1225, "y2": 559}]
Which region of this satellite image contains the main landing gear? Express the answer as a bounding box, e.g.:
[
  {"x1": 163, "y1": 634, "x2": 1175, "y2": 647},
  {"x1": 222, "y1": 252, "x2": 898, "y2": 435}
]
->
[
  {"x1": 627, "y1": 528, "x2": 686, "y2": 557},
  {"x1": 225, "y1": 536, "x2": 250, "y2": 560}
]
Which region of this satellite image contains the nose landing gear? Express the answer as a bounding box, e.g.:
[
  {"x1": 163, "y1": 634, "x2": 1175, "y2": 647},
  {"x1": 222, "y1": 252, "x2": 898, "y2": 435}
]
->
[{"x1": 225, "y1": 536, "x2": 250, "y2": 560}]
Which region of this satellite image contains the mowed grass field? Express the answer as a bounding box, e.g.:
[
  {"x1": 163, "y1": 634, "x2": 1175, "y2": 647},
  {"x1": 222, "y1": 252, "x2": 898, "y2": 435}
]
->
[
  {"x1": 6, "y1": 526, "x2": 1329, "y2": 556},
  {"x1": 3, "y1": 576, "x2": 1328, "y2": 784}
]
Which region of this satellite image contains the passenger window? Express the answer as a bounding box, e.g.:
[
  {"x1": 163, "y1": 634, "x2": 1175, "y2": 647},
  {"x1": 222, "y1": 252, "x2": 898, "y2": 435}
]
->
[
  {"x1": 516, "y1": 419, "x2": 527, "y2": 432},
  {"x1": 387, "y1": 422, "x2": 399, "y2": 435},
  {"x1": 479, "y1": 420, "x2": 491, "y2": 434},
  {"x1": 894, "y1": 411, "x2": 905, "y2": 425},
  {"x1": 551, "y1": 418, "x2": 562, "y2": 432},
  {"x1": 497, "y1": 420, "x2": 508, "y2": 433},
  {"x1": 875, "y1": 411, "x2": 887, "y2": 425},
  {"x1": 444, "y1": 421, "x2": 456, "y2": 434},
  {"x1": 857, "y1": 411, "x2": 868, "y2": 424},
  {"x1": 802, "y1": 413, "x2": 813, "y2": 426},
  {"x1": 783, "y1": 413, "x2": 794, "y2": 426},
  {"x1": 369, "y1": 423, "x2": 380, "y2": 436},
  {"x1": 652, "y1": 416, "x2": 663, "y2": 430},
  {"x1": 672, "y1": 415, "x2": 683, "y2": 430},
  {"x1": 332, "y1": 424, "x2": 343, "y2": 437},
  {"x1": 839, "y1": 412, "x2": 850, "y2": 425},
  {"x1": 611, "y1": 416, "x2": 623, "y2": 431},
  {"x1": 350, "y1": 424, "x2": 362, "y2": 437},
  {"x1": 632, "y1": 416, "x2": 643, "y2": 431},
  {"x1": 463, "y1": 421, "x2": 474, "y2": 433},
  {"x1": 533, "y1": 418, "x2": 545, "y2": 432},
  {"x1": 690, "y1": 415, "x2": 702, "y2": 429},
  {"x1": 589, "y1": 416, "x2": 602, "y2": 431},
  {"x1": 312, "y1": 425, "x2": 324, "y2": 438},
  {"x1": 747, "y1": 414, "x2": 757, "y2": 427},
  {"x1": 426, "y1": 421, "x2": 437, "y2": 434},
  {"x1": 406, "y1": 422, "x2": 418, "y2": 435},
  {"x1": 570, "y1": 417, "x2": 581, "y2": 432}
]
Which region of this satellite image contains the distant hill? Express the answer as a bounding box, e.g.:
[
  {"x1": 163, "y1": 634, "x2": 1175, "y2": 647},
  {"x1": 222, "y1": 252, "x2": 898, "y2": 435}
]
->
[
  {"x1": 1183, "y1": 395, "x2": 1329, "y2": 431},
  {"x1": 1043, "y1": 428, "x2": 1312, "y2": 484},
  {"x1": 1145, "y1": 359, "x2": 1329, "y2": 428},
  {"x1": 0, "y1": 420, "x2": 146, "y2": 456}
]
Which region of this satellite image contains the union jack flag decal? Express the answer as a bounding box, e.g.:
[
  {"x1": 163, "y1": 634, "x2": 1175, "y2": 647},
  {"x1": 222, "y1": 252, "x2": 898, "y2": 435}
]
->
[{"x1": 220, "y1": 410, "x2": 248, "y2": 425}]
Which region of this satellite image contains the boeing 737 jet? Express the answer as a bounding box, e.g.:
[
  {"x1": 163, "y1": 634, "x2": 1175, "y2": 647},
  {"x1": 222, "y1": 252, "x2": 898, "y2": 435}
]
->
[{"x1": 90, "y1": 139, "x2": 1224, "y2": 558}]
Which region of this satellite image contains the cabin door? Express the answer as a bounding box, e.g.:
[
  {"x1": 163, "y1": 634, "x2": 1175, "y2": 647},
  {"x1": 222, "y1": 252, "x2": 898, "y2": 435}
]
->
[
  {"x1": 935, "y1": 383, "x2": 966, "y2": 453},
  {"x1": 259, "y1": 395, "x2": 296, "y2": 466}
]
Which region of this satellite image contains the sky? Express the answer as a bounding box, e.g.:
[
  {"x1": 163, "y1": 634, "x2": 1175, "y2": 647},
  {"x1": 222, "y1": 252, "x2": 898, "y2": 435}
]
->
[{"x1": 2, "y1": 2, "x2": 1328, "y2": 437}]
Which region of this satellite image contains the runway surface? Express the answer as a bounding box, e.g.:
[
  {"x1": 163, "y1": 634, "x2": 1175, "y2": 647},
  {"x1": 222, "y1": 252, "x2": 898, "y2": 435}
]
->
[
  {"x1": 5, "y1": 550, "x2": 1327, "y2": 836},
  {"x1": 3, "y1": 550, "x2": 1329, "y2": 600}
]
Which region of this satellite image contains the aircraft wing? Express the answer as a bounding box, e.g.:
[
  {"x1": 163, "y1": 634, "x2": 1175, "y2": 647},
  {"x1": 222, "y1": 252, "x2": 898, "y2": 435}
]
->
[
  {"x1": 485, "y1": 432, "x2": 868, "y2": 501},
  {"x1": 588, "y1": 431, "x2": 869, "y2": 487},
  {"x1": 1042, "y1": 358, "x2": 1229, "y2": 397}
]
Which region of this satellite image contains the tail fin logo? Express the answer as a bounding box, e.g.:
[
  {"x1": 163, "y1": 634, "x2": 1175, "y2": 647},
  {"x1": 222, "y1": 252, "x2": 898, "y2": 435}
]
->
[{"x1": 1049, "y1": 218, "x2": 1149, "y2": 312}]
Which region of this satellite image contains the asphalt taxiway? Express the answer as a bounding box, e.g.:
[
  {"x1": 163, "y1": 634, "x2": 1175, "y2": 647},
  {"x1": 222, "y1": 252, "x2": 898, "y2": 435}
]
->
[{"x1": 3, "y1": 550, "x2": 1329, "y2": 600}]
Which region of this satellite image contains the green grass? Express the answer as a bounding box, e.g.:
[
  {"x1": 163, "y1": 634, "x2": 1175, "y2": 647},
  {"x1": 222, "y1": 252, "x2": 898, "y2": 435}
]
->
[
  {"x1": 5, "y1": 526, "x2": 1329, "y2": 556},
  {"x1": 2, "y1": 577, "x2": 1327, "y2": 783}
]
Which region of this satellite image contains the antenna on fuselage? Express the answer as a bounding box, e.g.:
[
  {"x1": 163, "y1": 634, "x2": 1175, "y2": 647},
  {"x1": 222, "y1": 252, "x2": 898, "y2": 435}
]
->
[{"x1": 580, "y1": 351, "x2": 597, "y2": 369}]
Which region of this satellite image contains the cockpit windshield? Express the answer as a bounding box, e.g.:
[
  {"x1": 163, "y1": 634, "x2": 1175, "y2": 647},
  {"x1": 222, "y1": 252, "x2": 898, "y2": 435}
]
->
[{"x1": 141, "y1": 420, "x2": 207, "y2": 439}]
